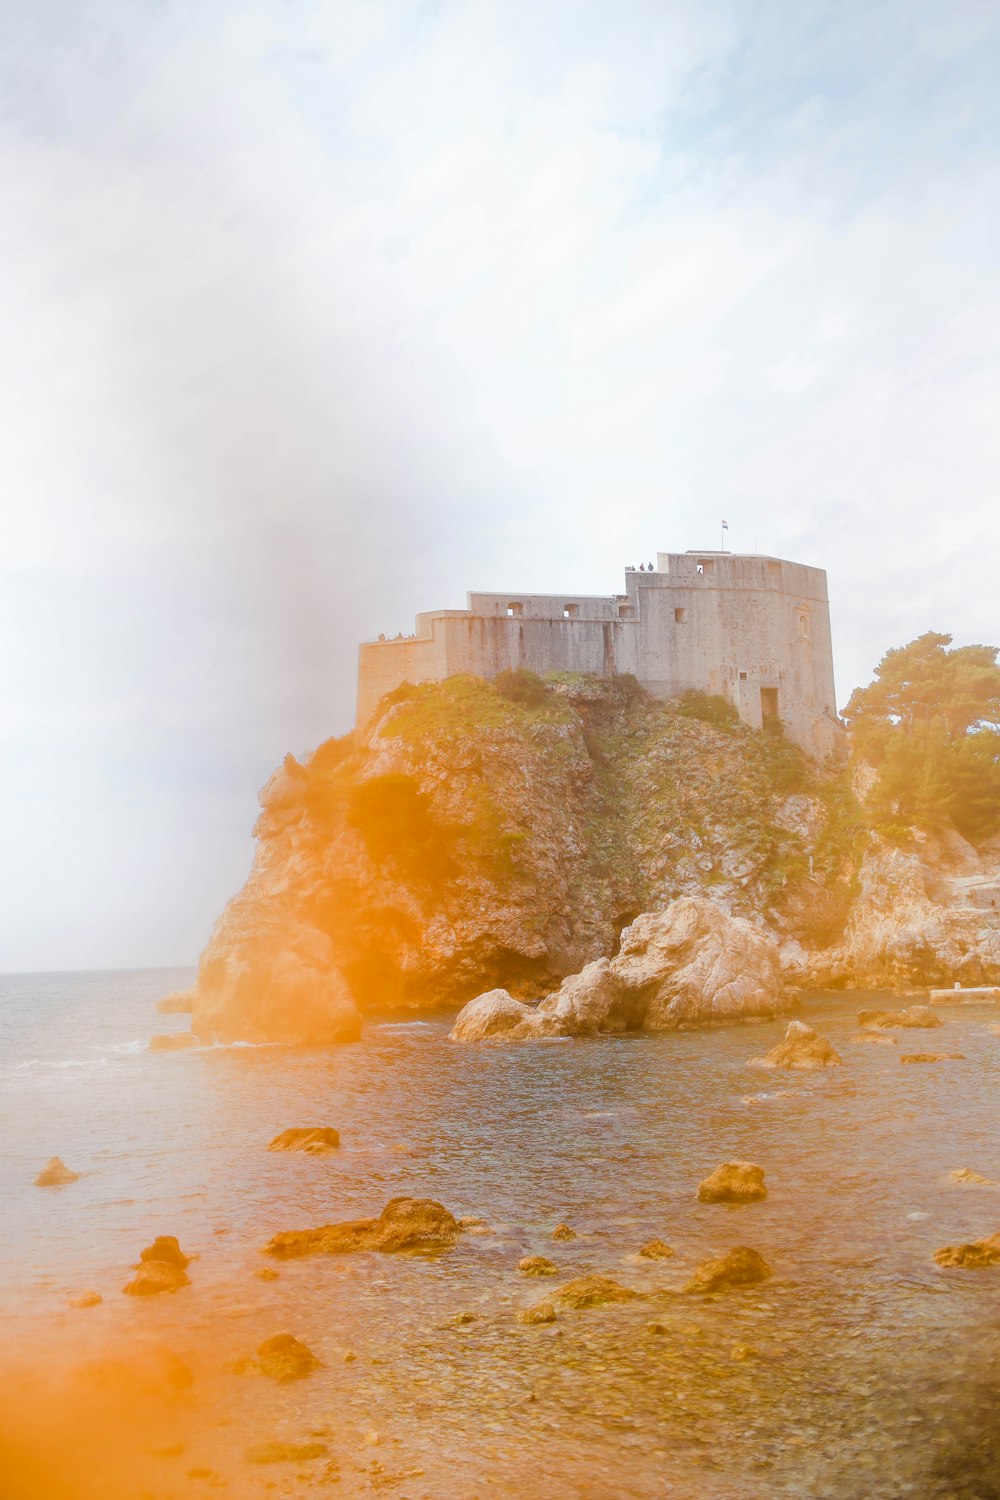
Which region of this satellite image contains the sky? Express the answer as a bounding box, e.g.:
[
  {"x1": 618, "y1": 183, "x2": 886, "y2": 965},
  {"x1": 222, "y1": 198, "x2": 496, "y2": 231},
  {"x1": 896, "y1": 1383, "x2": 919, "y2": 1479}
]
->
[{"x1": 3, "y1": 0, "x2": 1000, "y2": 971}]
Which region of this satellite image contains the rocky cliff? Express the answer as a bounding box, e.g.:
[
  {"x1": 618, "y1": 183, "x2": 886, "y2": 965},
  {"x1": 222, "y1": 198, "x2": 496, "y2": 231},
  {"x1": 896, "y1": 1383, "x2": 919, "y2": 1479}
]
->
[
  {"x1": 188, "y1": 672, "x2": 1000, "y2": 1045},
  {"x1": 191, "y1": 674, "x2": 826, "y2": 1043}
]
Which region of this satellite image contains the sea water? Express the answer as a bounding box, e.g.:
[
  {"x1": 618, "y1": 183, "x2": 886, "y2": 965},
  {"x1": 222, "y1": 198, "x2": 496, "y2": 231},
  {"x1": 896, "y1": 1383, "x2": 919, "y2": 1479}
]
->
[{"x1": 2, "y1": 969, "x2": 1000, "y2": 1497}]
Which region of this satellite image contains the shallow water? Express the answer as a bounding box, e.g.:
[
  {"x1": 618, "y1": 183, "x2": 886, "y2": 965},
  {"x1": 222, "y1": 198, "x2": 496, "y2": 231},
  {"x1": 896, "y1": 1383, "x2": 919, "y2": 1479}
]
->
[{"x1": 3, "y1": 969, "x2": 1000, "y2": 1497}]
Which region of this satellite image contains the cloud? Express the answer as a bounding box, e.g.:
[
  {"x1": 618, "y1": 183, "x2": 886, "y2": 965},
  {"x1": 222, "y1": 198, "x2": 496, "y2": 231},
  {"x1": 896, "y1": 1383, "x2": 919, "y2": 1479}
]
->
[{"x1": 3, "y1": 0, "x2": 1000, "y2": 966}]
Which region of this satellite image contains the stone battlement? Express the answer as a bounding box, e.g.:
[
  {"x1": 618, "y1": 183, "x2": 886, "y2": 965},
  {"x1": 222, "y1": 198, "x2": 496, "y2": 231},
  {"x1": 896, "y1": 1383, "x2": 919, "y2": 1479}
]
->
[{"x1": 357, "y1": 550, "x2": 842, "y2": 758}]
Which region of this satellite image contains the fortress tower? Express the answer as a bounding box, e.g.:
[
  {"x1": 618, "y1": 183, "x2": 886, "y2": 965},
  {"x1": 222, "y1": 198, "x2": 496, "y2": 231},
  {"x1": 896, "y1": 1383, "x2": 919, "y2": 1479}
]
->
[{"x1": 357, "y1": 550, "x2": 842, "y2": 759}]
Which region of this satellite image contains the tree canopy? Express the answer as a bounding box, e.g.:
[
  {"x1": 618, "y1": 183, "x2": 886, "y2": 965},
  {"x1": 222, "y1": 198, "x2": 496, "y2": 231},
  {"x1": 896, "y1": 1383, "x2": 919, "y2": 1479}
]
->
[{"x1": 843, "y1": 633, "x2": 1000, "y2": 843}]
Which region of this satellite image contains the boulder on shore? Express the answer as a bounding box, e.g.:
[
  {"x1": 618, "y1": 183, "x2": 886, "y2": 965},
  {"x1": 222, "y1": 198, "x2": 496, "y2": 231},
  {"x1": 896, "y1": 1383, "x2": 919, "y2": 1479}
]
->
[
  {"x1": 267, "y1": 1127, "x2": 340, "y2": 1154},
  {"x1": 451, "y1": 896, "x2": 788, "y2": 1042},
  {"x1": 34, "y1": 1156, "x2": 79, "y2": 1187},
  {"x1": 857, "y1": 1005, "x2": 942, "y2": 1029},
  {"x1": 748, "y1": 1020, "x2": 842, "y2": 1070},
  {"x1": 934, "y1": 1233, "x2": 1000, "y2": 1268},
  {"x1": 686, "y1": 1246, "x2": 771, "y2": 1293},
  {"x1": 554, "y1": 1275, "x2": 639, "y2": 1309},
  {"x1": 697, "y1": 1161, "x2": 768, "y2": 1204},
  {"x1": 264, "y1": 1197, "x2": 460, "y2": 1258}
]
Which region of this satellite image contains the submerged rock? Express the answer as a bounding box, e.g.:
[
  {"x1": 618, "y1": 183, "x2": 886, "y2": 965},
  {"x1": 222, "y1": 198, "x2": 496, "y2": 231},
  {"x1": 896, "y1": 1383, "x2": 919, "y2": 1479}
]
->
[
  {"x1": 638, "y1": 1239, "x2": 674, "y2": 1260},
  {"x1": 255, "y1": 1333, "x2": 322, "y2": 1381},
  {"x1": 554, "y1": 1275, "x2": 639, "y2": 1309},
  {"x1": 264, "y1": 1196, "x2": 460, "y2": 1258},
  {"x1": 517, "y1": 1302, "x2": 557, "y2": 1325},
  {"x1": 686, "y1": 1246, "x2": 771, "y2": 1293},
  {"x1": 551, "y1": 1223, "x2": 577, "y2": 1241},
  {"x1": 267, "y1": 1127, "x2": 341, "y2": 1154},
  {"x1": 748, "y1": 1020, "x2": 842, "y2": 1070},
  {"x1": 900, "y1": 1051, "x2": 965, "y2": 1064},
  {"x1": 934, "y1": 1234, "x2": 1000, "y2": 1269},
  {"x1": 68, "y1": 1291, "x2": 103, "y2": 1308},
  {"x1": 123, "y1": 1260, "x2": 190, "y2": 1296},
  {"x1": 518, "y1": 1256, "x2": 557, "y2": 1277},
  {"x1": 139, "y1": 1236, "x2": 190, "y2": 1269},
  {"x1": 35, "y1": 1156, "x2": 79, "y2": 1187},
  {"x1": 857, "y1": 1005, "x2": 942, "y2": 1029},
  {"x1": 950, "y1": 1168, "x2": 997, "y2": 1187},
  {"x1": 148, "y1": 1032, "x2": 199, "y2": 1053},
  {"x1": 247, "y1": 1440, "x2": 328, "y2": 1464},
  {"x1": 697, "y1": 1161, "x2": 768, "y2": 1204}
]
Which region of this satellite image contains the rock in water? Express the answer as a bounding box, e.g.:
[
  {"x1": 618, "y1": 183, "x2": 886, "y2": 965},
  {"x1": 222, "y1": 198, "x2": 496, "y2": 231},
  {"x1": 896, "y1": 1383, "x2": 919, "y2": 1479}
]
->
[
  {"x1": 254, "y1": 1334, "x2": 321, "y2": 1381},
  {"x1": 123, "y1": 1260, "x2": 190, "y2": 1296},
  {"x1": 68, "y1": 1291, "x2": 103, "y2": 1308},
  {"x1": 638, "y1": 1239, "x2": 674, "y2": 1260},
  {"x1": 34, "y1": 1156, "x2": 79, "y2": 1186},
  {"x1": 449, "y1": 989, "x2": 555, "y2": 1043},
  {"x1": 517, "y1": 1302, "x2": 557, "y2": 1325},
  {"x1": 686, "y1": 1246, "x2": 771, "y2": 1293},
  {"x1": 267, "y1": 1127, "x2": 341, "y2": 1154},
  {"x1": 264, "y1": 1197, "x2": 460, "y2": 1258},
  {"x1": 748, "y1": 1020, "x2": 842, "y2": 1070},
  {"x1": 518, "y1": 1256, "x2": 557, "y2": 1276},
  {"x1": 554, "y1": 1275, "x2": 639, "y2": 1309},
  {"x1": 551, "y1": 1224, "x2": 577, "y2": 1241},
  {"x1": 934, "y1": 1234, "x2": 1000, "y2": 1268},
  {"x1": 900, "y1": 1052, "x2": 965, "y2": 1064},
  {"x1": 857, "y1": 1006, "x2": 942, "y2": 1029},
  {"x1": 697, "y1": 1162, "x2": 768, "y2": 1204},
  {"x1": 139, "y1": 1236, "x2": 190, "y2": 1269},
  {"x1": 247, "y1": 1441, "x2": 328, "y2": 1464}
]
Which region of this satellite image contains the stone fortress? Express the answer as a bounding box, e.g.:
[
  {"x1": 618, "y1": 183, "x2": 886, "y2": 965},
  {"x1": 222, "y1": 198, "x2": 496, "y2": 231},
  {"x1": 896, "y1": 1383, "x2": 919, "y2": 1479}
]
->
[{"x1": 357, "y1": 549, "x2": 842, "y2": 759}]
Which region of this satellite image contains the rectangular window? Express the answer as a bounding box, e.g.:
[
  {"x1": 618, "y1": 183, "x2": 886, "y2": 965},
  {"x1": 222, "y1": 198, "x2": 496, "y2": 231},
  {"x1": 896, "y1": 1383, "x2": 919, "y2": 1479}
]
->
[
  {"x1": 507, "y1": 602, "x2": 523, "y2": 617},
  {"x1": 697, "y1": 558, "x2": 715, "y2": 575},
  {"x1": 563, "y1": 603, "x2": 579, "y2": 619},
  {"x1": 739, "y1": 671, "x2": 748, "y2": 681},
  {"x1": 618, "y1": 603, "x2": 635, "y2": 620},
  {"x1": 674, "y1": 607, "x2": 687, "y2": 623}
]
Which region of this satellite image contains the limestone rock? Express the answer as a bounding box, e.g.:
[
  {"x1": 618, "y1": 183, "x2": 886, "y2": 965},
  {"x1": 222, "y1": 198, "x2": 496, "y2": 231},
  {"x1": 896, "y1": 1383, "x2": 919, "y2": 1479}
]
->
[
  {"x1": 551, "y1": 1223, "x2": 577, "y2": 1241},
  {"x1": 686, "y1": 1246, "x2": 771, "y2": 1293},
  {"x1": 934, "y1": 1234, "x2": 1000, "y2": 1269},
  {"x1": 449, "y1": 989, "x2": 554, "y2": 1043},
  {"x1": 611, "y1": 898, "x2": 786, "y2": 1030},
  {"x1": 638, "y1": 1239, "x2": 674, "y2": 1260},
  {"x1": 254, "y1": 1334, "x2": 321, "y2": 1381},
  {"x1": 123, "y1": 1260, "x2": 190, "y2": 1296},
  {"x1": 264, "y1": 1197, "x2": 460, "y2": 1258},
  {"x1": 697, "y1": 1161, "x2": 768, "y2": 1204},
  {"x1": 267, "y1": 1127, "x2": 341, "y2": 1154},
  {"x1": 900, "y1": 1052, "x2": 965, "y2": 1064},
  {"x1": 517, "y1": 1302, "x2": 557, "y2": 1325},
  {"x1": 518, "y1": 1256, "x2": 557, "y2": 1276},
  {"x1": 139, "y1": 1236, "x2": 190, "y2": 1269},
  {"x1": 857, "y1": 1006, "x2": 942, "y2": 1029},
  {"x1": 148, "y1": 1032, "x2": 198, "y2": 1053},
  {"x1": 950, "y1": 1168, "x2": 997, "y2": 1187},
  {"x1": 748, "y1": 1020, "x2": 842, "y2": 1070},
  {"x1": 34, "y1": 1156, "x2": 79, "y2": 1186},
  {"x1": 554, "y1": 1275, "x2": 639, "y2": 1309},
  {"x1": 536, "y1": 958, "x2": 644, "y2": 1035}
]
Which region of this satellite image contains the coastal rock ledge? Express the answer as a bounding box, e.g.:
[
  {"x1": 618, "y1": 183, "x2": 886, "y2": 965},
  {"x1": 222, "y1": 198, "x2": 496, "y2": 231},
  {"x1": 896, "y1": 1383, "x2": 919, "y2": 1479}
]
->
[{"x1": 450, "y1": 897, "x2": 787, "y2": 1042}]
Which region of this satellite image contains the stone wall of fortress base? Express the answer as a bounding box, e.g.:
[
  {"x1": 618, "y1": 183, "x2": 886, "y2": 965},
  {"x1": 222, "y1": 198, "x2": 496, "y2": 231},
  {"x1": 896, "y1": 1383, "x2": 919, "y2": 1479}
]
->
[{"x1": 356, "y1": 552, "x2": 843, "y2": 761}]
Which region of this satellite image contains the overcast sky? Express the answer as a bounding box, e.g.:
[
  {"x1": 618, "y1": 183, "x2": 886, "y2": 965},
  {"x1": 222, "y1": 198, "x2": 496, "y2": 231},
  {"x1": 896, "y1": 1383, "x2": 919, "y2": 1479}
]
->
[{"x1": 3, "y1": 0, "x2": 999, "y2": 971}]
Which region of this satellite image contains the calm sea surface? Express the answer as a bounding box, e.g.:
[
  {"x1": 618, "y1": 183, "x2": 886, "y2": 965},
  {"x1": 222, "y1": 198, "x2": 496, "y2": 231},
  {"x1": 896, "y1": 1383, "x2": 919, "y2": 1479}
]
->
[{"x1": 2, "y1": 968, "x2": 1000, "y2": 1498}]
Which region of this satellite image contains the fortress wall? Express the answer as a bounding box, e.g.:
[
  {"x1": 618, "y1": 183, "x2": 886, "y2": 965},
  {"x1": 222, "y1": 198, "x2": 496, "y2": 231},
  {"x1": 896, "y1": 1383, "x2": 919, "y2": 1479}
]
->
[{"x1": 355, "y1": 633, "x2": 447, "y2": 725}]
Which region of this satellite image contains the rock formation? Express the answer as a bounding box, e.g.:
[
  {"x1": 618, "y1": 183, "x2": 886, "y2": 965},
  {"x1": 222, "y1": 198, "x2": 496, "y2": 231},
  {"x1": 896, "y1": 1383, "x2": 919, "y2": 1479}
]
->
[
  {"x1": 686, "y1": 1246, "x2": 771, "y2": 1292},
  {"x1": 748, "y1": 1020, "x2": 842, "y2": 1070},
  {"x1": 934, "y1": 1233, "x2": 1000, "y2": 1268},
  {"x1": 856, "y1": 1005, "x2": 942, "y2": 1029},
  {"x1": 123, "y1": 1260, "x2": 190, "y2": 1296},
  {"x1": 252, "y1": 1334, "x2": 321, "y2": 1380},
  {"x1": 187, "y1": 676, "x2": 822, "y2": 1044},
  {"x1": 451, "y1": 896, "x2": 787, "y2": 1042},
  {"x1": 518, "y1": 1257, "x2": 557, "y2": 1276},
  {"x1": 267, "y1": 1127, "x2": 340, "y2": 1153},
  {"x1": 553, "y1": 1275, "x2": 639, "y2": 1308},
  {"x1": 34, "y1": 1156, "x2": 79, "y2": 1186},
  {"x1": 697, "y1": 1162, "x2": 768, "y2": 1204},
  {"x1": 264, "y1": 1197, "x2": 460, "y2": 1258}
]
